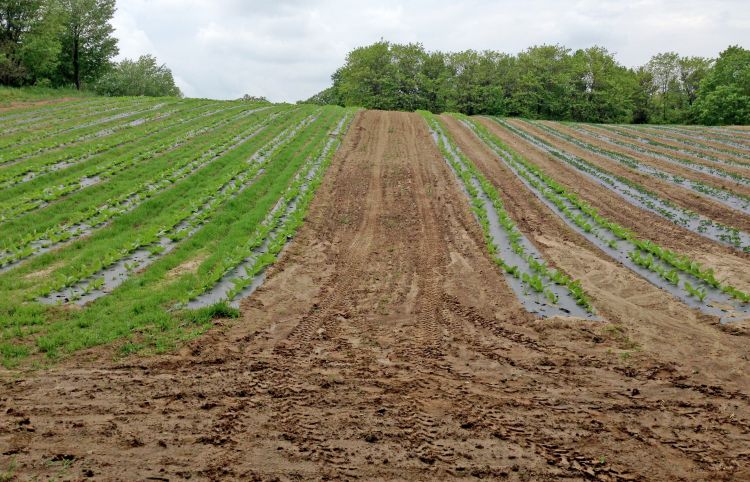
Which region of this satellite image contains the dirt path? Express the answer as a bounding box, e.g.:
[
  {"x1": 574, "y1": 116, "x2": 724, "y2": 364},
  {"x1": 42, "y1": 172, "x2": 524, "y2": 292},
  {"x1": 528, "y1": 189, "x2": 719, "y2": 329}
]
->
[{"x1": 2, "y1": 111, "x2": 750, "y2": 481}]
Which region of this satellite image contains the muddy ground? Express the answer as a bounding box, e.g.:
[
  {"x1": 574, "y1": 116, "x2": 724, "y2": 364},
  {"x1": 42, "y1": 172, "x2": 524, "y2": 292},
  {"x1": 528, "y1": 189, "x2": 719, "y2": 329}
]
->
[{"x1": 2, "y1": 111, "x2": 750, "y2": 481}]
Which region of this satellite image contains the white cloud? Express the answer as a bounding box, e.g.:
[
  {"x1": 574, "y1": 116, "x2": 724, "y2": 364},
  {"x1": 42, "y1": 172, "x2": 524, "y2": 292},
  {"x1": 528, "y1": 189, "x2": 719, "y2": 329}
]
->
[
  {"x1": 111, "y1": 9, "x2": 156, "y2": 59},
  {"x1": 112, "y1": 0, "x2": 750, "y2": 102}
]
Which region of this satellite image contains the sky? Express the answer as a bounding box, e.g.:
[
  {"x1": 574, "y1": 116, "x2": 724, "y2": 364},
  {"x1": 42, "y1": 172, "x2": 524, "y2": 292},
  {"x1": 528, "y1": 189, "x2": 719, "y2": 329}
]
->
[{"x1": 111, "y1": 0, "x2": 750, "y2": 102}]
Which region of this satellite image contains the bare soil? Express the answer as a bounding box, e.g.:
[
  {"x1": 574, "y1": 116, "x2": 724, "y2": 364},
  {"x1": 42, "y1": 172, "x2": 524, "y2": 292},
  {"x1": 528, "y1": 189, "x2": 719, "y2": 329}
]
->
[
  {"x1": 2, "y1": 111, "x2": 750, "y2": 481},
  {"x1": 0, "y1": 97, "x2": 81, "y2": 112}
]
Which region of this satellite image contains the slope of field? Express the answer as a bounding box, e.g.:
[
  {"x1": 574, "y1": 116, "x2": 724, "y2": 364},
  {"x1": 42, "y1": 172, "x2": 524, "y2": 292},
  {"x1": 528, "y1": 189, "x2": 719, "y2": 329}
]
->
[
  {"x1": 1, "y1": 106, "x2": 750, "y2": 480},
  {"x1": 0, "y1": 97, "x2": 356, "y2": 366}
]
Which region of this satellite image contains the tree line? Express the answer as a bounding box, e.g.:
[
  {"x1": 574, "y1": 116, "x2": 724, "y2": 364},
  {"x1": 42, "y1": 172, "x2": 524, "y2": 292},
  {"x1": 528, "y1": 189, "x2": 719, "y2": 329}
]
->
[
  {"x1": 308, "y1": 41, "x2": 750, "y2": 125},
  {"x1": 0, "y1": 0, "x2": 181, "y2": 97}
]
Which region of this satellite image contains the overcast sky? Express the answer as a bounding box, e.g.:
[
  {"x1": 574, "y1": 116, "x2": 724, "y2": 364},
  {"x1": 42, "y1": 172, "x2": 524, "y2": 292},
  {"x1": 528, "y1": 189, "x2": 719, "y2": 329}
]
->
[{"x1": 112, "y1": 0, "x2": 750, "y2": 102}]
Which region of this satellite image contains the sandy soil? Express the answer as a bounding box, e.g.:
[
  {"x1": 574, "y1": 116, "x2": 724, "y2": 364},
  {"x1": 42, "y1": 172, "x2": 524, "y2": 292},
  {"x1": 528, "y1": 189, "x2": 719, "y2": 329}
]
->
[{"x1": 2, "y1": 111, "x2": 750, "y2": 481}]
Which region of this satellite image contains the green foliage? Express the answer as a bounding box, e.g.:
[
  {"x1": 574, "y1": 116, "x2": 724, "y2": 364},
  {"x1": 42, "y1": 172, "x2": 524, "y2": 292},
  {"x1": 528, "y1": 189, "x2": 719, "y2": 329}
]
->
[
  {"x1": 420, "y1": 111, "x2": 594, "y2": 312},
  {"x1": 0, "y1": 0, "x2": 119, "y2": 90},
  {"x1": 318, "y1": 41, "x2": 644, "y2": 122},
  {"x1": 315, "y1": 40, "x2": 749, "y2": 126},
  {"x1": 182, "y1": 301, "x2": 240, "y2": 325},
  {"x1": 644, "y1": 52, "x2": 712, "y2": 123},
  {"x1": 471, "y1": 115, "x2": 750, "y2": 304},
  {"x1": 95, "y1": 54, "x2": 182, "y2": 97},
  {"x1": 692, "y1": 46, "x2": 750, "y2": 125},
  {"x1": 568, "y1": 46, "x2": 636, "y2": 123},
  {"x1": 55, "y1": 0, "x2": 118, "y2": 90},
  {"x1": 0, "y1": 84, "x2": 89, "y2": 104},
  {"x1": 0, "y1": 0, "x2": 62, "y2": 85},
  {"x1": 0, "y1": 99, "x2": 356, "y2": 366},
  {"x1": 1, "y1": 0, "x2": 184, "y2": 96},
  {"x1": 301, "y1": 86, "x2": 336, "y2": 105}
]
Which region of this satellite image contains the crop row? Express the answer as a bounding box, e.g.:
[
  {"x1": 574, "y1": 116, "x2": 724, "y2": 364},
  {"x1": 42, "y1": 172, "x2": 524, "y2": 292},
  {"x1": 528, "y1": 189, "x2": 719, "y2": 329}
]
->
[
  {"x1": 461, "y1": 116, "x2": 750, "y2": 316},
  {"x1": 0, "y1": 106, "x2": 353, "y2": 362},
  {"x1": 0, "y1": 99, "x2": 220, "y2": 189},
  {"x1": 0, "y1": 98, "x2": 182, "y2": 163},
  {"x1": 530, "y1": 121, "x2": 750, "y2": 215},
  {"x1": 568, "y1": 124, "x2": 750, "y2": 187},
  {"x1": 186, "y1": 109, "x2": 356, "y2": 307},
  {"x1": 1, "y1": 97, "x2": 138, "y2": 138},
  {"x1": 0, "y1": 106, "x2": 300, "y2": 269},
  {"x1": 0, "y1": 105, "x2": 289, "y2": 236},
  {"x1": 0, "y1": 103, "x2": 271, "y2": 221},
  {"x1": 179, "y1": 109, "x2": 339, "y2": 304},
  {"x1": 602, "y1": 124, "x2": 750, "y2": 166},
  {"x1": 629, "y1": 125, "x2": 750, "y2": 160},
  {"x1": 656, "y1": 125, "x2": 750, "y2": 148},
  {"x1": 421, "y1": 111, "x2": 594, "y2": 317},
  {"x1": 0, "y1": 97, "x2": 136, "y2": 130},
  {"x1": 37, "y1": 110, "x2": 325, "y2": 305},
  {"x1": 497, "y1": 118, "x2": 750, "y2": 252},
  {"x1": 0, "y1": 97, "x2": 169, "y2": 149}
]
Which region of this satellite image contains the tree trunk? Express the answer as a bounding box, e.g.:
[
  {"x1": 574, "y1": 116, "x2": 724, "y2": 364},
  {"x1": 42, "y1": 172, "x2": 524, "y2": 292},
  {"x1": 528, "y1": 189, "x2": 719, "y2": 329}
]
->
[{"x1": 73, "y1": 32, "x2": 80, "y2": 90}]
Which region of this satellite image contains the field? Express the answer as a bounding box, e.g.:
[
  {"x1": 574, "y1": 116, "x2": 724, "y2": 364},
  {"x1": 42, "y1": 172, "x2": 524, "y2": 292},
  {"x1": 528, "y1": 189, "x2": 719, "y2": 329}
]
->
[{"x1": 1, "y1": 98, "x2": 749, "y2": 480}]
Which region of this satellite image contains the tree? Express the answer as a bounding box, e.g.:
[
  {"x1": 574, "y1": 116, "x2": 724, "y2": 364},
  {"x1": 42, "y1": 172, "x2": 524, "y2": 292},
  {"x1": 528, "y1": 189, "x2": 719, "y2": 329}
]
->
[
  {"x1": 302, "y1": 86, "x2": 338, "y2": 105},
  {"x1": 311, "y1": 40, "x2": 748, "y2": 125},
  {"x1": 0, "y1": 0, "x2": 62, "y2": 85},
  {"x1": 390, "y1": 42, "x2": 428, "y2": 111},
  {"x1": 630, "y1": 66, "x2": 654, "y2": 123},
  {"x1": 510, "y1": 45, "x2": 574, "y2": 119},
  {"x1": 94, "y1": 54, "x2": 182, "y2": 97},
  {"x1": 568, "y1": 46, "x2": 636, "y2": 123},
  {"x1": 692, "y1": 46, "x2": 750, "y2": 125},
  {"x1": 241, "y1": 94, "x2": 270, "y2": 103},
  {"x1": 445, "y1": 50, "x2": 511, "y2": 115},
  {"x1": 56, "y1": 0, "x2": 118, "y2": 90},
  {"x1": 418, "y1": 51, "x2": 450, "y2": 113},
  {"x1": 678, "y1": 56, "x2": 712, "y2": 107},
  {"x1": 645, "y1": 52, "x2": 682, "y2": 122},
  {"x1": 644, "y1": 53, "x2": 711, "y2": 123}
]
